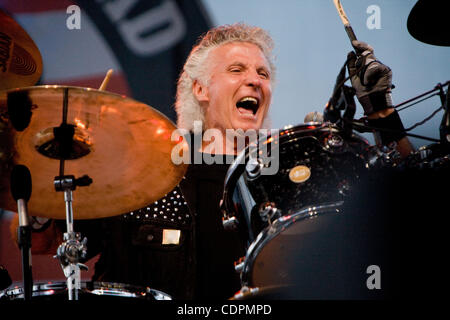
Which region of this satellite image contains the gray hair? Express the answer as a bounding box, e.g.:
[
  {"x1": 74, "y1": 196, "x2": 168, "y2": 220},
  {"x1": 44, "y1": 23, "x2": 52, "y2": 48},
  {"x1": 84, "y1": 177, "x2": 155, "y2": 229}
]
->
[{"x1": 175, "y1": 23, "x2": 276, "y2": 131}]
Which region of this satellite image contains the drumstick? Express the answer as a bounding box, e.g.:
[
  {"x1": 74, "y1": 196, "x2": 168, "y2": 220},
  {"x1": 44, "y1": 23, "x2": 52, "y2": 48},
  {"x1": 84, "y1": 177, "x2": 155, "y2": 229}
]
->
[
  {"x1": 98, "y1": 69, "x2": 113, "y2": 91},
  {"x1": 332, "y1": 0, "x2": 358, "y2": 47}
]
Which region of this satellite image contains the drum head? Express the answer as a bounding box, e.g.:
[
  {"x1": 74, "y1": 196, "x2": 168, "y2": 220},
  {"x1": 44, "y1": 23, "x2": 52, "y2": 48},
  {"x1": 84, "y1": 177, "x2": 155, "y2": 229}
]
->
[{"x1": 242, "y1": 202, "x2": 389, "y2": 299}]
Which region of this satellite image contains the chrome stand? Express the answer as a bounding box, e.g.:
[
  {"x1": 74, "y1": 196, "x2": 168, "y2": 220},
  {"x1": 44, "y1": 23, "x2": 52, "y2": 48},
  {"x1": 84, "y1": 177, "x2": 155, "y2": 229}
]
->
[{"x1": 54, "y1": 175, "x2": 91, "y2": 300}]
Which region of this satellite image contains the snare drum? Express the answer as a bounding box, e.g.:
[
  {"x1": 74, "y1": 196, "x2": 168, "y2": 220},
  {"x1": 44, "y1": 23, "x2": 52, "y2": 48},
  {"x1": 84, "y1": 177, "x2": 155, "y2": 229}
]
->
[
  {"x1": 222, "y1": 123, "x2": 379, "y2": 299},
  {"x1": 0, "y1": 281, "x2": 172, "y2": 301}
]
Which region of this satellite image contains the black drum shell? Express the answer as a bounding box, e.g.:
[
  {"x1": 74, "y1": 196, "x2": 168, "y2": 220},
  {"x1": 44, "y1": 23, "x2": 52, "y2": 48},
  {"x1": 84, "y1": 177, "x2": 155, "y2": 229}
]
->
[
  {"x1": 222, "y1": 123, "x2": 370, "y2": 242},
  {"x1": 245, "y1": 124, "x2": 368, "y2": 217}
]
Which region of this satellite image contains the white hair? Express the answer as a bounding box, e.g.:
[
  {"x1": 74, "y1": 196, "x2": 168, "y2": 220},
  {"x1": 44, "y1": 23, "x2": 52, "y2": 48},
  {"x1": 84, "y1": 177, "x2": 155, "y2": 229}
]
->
[{"x1": 175, "y1": 23, "x2": 276, "y2": 131}]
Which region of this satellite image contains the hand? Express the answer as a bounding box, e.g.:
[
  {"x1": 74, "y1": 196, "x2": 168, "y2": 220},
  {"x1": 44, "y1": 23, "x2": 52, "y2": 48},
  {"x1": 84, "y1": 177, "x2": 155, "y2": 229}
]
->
[{"x1": 347, "y1": 40, "x2": 393, "y2": 116}]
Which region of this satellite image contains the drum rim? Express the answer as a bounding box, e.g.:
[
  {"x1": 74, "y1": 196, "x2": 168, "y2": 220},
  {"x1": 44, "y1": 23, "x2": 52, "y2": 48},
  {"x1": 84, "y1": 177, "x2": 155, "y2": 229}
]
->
[
  {"x1": 0, "y1": 281, "x2": 172, "y2": 300},
  {"x1": 240, "y1": 201, "x2": 343, "y2": 287}
]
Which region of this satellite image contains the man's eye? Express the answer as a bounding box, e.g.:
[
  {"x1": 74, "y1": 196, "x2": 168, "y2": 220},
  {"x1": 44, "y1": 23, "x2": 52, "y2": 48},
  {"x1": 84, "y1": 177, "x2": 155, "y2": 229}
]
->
[{"x1": 259, "y1": 71, "x2": 269, "y2": 79}]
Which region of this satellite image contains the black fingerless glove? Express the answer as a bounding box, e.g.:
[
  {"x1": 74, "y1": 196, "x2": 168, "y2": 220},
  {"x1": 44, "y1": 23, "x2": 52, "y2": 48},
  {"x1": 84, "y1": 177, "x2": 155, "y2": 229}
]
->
[{"x1": 347, "y1": 40, "x2": 393, "y2": 115}]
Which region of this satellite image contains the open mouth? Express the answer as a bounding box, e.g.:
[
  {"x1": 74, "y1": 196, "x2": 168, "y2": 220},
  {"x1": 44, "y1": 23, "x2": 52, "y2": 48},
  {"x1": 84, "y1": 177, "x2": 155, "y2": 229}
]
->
[{"x1": 236, "y1": 96, "x2": 259, "y2": 116}]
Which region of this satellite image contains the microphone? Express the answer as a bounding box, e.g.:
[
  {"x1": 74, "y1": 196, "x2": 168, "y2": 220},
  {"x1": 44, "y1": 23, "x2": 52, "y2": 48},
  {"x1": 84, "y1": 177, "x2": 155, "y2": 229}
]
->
[
  {"x1": 439, "y1": 85, "x2": 450, "y2": 146},
  {"x1": 324, "y1": 56, "x2": 349, "y2": 124},
  {"x1": 304, "y1": 111, "x2": 324, "y2": 123},
  {"x1": 10, "y1": 165, "x2": 32, "y2": 227},
  {"x1": 10, "y1": 164, "x2": 33, "y2": 300}
]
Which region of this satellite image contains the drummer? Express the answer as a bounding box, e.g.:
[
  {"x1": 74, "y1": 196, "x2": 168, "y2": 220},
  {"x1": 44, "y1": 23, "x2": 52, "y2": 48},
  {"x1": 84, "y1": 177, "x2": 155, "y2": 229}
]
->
[
  {"x1": 27, "y1": 23, "x2": 412, "y2": 300},
  {"x1": 174, "y1": 23, "x2": 275, "y2": 299}
]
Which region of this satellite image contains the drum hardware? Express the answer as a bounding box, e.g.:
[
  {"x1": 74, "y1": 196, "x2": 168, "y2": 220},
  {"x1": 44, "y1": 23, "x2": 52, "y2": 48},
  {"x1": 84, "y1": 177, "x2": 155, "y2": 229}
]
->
[
  {"x1": 245, "y1": 157, "x2": 263, "y2": 180},
  {"x1": 258, "y1": 202, "x2": 280, "y2": 225},
  {"x1": 50, "y1": 87, "x2": 94, "y2": 301},
  {"x1": 231, "y1": 286, "x2": 260, "y2": 300},
  {"x1": 221, "y1": 191, "x2": 240, "y2": 232},
  {"x1": 222, "y1": 212, "x2": 239, "y2": 231},
  {"x1": 325, "y1": 133, "x2": 344, "y2": 149},
  {"x1": 364, "y1": 81, "x2": 449, "y2": 169},
  {"x1": 419, "y1": 146, "x2": 432, "y2": 160},
  {"x1": 403, "y1": 144, "x2": 450, "y2": 170},
  {"x1": 366, "y1": 143, "x2": 401, "y2": 168},
  {"x1": 234, "y1": 257, "x2": 246, "y2": 273},
  {"x1": 390, "y1": 81, "x2": 449, "y2": 147},
  {"x1": 350, "y1": 81, "x2": 450, "y2": 148},
  {"x1": 53, "y1": 173, "x2": 91, "y2": 300}
]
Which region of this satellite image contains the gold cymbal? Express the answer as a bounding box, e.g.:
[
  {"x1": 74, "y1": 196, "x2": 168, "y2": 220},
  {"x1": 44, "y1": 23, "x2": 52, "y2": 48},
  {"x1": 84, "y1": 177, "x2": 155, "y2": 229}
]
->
[
  {"x1": 0, "y1": 9, "x2": 43, "y2": 90},
  {"x1": 0, "y1": 85, "x2": 188, "y2": 219}
]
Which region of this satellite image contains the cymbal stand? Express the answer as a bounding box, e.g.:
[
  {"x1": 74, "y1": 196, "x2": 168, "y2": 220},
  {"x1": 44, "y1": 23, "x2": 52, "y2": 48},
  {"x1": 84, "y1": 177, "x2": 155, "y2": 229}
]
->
[
  {"x1": 52, "y1": 87, "x2": 92, "y2": 300},
  {"x1": 54, "y1": 173, "x2": 91, "y2": 300}
]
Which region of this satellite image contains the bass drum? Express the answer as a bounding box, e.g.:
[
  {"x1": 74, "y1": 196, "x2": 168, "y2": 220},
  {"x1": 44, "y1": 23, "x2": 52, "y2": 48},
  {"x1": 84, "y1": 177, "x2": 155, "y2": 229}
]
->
[
  {"x1": 222, "y1": 123, "x2": 390, "y2": 299},
  {"x1": 0, "y1": 281, "x2": 172, "y2": 301}
]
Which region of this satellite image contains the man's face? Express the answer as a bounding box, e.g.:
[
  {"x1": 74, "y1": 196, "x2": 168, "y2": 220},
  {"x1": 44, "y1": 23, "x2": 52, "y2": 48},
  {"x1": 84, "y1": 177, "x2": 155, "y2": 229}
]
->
[{"x1": 194, "y1": 42, "x2": 272, "y2": 132}]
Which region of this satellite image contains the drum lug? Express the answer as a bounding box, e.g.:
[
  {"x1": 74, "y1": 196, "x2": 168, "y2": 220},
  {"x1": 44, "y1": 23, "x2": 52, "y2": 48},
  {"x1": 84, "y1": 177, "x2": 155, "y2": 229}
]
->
[
  {"x1": 55, "y1": 232, "x2": 88, "y2": 266},
  {"x1": 325, "y1": 133, "x2": 344, "y2": 150},
  {"x1": 245, "y1": 157, "x2": 263, "y2": 180},
  {"x1": 259, "y1": 202, "x2": 280, "y2": 225},
  {"x1": 232, "y1": 286, "x2": 260, "y2": 300},
  {"x1": 221, "y1": 198, "x2": 240, "y2": 231},
  {"x1": 367, "y1": 143, "x2": 401, "y2": 168},
  {"x1": 419, "y1": 145, "x2": 432, "y2": 160},
  {"x1": 222, "y1": 215, "x2": 239, "y2": 231},
  {"x1": 234, "y1": 256, "x2": 246, "y2": 273}
]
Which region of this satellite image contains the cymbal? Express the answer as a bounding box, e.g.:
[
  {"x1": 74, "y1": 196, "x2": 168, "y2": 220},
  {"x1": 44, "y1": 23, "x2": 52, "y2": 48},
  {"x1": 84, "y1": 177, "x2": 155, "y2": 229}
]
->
[
  {"x1": 0, "y1": 9, "x2": 43, "y2": 90},
  {"x1": 407, "y1": 0, "x2": 450, "y2": 47},
  {"x1": 0, "y1": 85, "x2": 188, "y2": 219}
]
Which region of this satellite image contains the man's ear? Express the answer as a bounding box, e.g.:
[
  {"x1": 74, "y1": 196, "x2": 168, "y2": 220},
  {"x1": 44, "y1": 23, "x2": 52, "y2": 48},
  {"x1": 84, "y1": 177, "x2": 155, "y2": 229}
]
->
[{"x1": 193, "y1": 79, "x2": 209, "y2": 103}]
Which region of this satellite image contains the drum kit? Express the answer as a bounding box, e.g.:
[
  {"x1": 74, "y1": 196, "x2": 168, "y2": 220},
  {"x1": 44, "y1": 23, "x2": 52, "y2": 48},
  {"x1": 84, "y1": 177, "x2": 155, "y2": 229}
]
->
[{"x1": 1, "y1": 1, "x2": 449, "y2": 301}]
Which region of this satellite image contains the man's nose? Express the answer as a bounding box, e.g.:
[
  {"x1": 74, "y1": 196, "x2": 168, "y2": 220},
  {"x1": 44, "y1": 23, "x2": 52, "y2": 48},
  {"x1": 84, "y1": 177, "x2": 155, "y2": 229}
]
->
[{"x1": 245, "y1": 69, "x2": 262, "y2": 87}]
